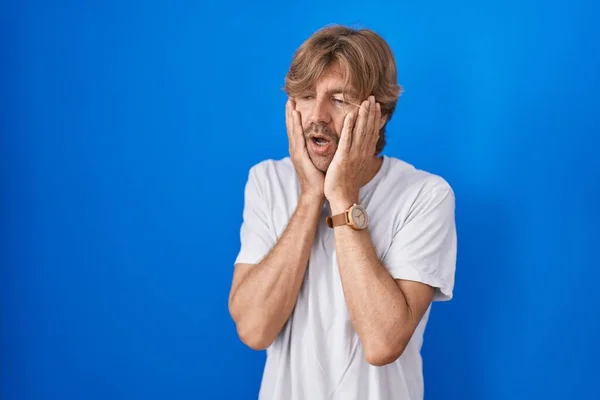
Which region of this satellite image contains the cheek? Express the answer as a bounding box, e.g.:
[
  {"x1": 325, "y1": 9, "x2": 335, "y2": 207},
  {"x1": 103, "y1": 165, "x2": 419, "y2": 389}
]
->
[{"x1": 333, "y1": 115, "x2": 347, "y2": 135}]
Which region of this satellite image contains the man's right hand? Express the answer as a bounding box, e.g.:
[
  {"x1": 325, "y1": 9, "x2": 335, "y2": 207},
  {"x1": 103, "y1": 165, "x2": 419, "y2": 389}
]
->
[{"x1": 286, "y1": 98, "x2": 325, "y2": 202}]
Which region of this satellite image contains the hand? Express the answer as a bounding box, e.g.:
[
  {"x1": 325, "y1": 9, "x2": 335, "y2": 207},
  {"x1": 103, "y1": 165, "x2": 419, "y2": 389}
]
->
[
  {"x1": 286, "y1": 98, "x2": 325, "y2": 201},
  {"x1": 324, "y1": 96, "x2": 381, "y2": 208}
]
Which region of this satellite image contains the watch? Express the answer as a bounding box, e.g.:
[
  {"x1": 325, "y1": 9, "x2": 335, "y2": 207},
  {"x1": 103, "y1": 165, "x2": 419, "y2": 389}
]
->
[{"x1": 326, "y1": 204, "x2": 369, "y2": 230}]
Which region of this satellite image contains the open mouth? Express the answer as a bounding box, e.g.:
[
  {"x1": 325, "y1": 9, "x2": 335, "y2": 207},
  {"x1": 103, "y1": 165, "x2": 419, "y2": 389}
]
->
[
  {"x1": 312, "y1": 137, "x2": 331, "y2": 146},
  {"x1": 308, "y1": 134, "x2": 335, "y2": 156}
]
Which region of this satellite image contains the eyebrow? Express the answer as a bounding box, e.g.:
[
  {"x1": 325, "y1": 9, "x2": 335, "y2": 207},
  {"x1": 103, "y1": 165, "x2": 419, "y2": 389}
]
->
[{"x1": 327, "y1": 88, "x2": 358, "y2": 97}]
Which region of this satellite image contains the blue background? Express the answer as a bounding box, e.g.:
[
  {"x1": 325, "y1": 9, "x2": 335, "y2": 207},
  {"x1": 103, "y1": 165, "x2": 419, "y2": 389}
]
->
[{"x1": 2, "y1": 0, "x2": 599, "y2": 399}]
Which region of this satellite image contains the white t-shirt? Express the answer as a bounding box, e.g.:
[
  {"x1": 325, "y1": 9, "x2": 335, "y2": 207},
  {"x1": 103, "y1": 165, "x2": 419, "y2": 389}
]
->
[{"x1": 234, "y1": 155, "x2": 457, "y2": 400}]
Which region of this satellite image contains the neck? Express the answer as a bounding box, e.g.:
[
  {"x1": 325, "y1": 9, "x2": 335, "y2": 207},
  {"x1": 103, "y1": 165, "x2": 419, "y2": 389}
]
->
[{"x1": 359, "y1": 155, "x2": 384, "y2": 188}]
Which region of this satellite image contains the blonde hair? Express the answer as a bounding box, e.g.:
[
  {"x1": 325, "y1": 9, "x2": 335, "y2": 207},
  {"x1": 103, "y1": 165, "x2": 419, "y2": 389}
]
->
[{"x1": 284, "y1": 24, "x2": 403, "y2": 154}]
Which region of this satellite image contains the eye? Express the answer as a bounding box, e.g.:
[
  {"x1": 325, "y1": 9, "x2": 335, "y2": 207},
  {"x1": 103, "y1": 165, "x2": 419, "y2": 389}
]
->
[{"x1": 332, "y1": 98, "x2": 346, "y2": 106}]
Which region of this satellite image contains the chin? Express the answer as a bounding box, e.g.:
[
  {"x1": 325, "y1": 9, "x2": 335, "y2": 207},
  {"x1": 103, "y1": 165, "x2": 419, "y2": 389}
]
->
[{"x1": 308, "y1": 154, "x2": 333, "y2": 173}]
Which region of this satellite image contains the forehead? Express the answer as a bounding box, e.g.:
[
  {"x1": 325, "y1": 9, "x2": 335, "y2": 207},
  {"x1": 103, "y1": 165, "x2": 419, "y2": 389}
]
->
[{"x1": 313, "y1": 62, "x2": 358, "y2": 96}]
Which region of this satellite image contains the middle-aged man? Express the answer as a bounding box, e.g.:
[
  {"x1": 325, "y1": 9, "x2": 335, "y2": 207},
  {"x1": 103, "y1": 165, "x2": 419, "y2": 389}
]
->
[{"x1": 228, "y1": 24, "x2": 457, "y2": 400}]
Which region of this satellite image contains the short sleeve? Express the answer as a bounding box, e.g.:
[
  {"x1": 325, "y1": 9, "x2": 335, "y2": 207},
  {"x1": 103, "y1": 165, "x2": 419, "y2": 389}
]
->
[
  {"x1": 234, "y1": 164, "x2": 276, "y2": 266},
  {"x1": 382, "y1": 185, "x2": 457, "y2": 301}
]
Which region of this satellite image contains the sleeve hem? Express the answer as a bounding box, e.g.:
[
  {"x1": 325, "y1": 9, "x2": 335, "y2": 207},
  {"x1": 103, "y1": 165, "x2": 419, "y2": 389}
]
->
[
  {"x1": 388, "y1": 265, "x2": 454, "y2": 302},
  {"x1": 234, "y1": 253, "x2": 263, "y2": 266}
]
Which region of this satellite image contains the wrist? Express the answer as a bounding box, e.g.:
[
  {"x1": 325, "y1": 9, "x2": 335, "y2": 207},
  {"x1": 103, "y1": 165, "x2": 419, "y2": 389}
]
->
[
  {"x1": 299, "y1": 192, "x2": 325, "y2": 210},
  {"x1": 329, "y1": 195, "x2": 359, "y2": 215}
]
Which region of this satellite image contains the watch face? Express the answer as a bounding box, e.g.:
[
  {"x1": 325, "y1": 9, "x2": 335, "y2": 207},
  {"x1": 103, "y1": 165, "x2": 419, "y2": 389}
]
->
[{"x1": 350, "y1": 206, "x2": 368, "y2": 229}]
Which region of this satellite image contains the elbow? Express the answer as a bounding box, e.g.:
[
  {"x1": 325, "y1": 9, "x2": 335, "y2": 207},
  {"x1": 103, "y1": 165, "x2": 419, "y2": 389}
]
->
[
  {"x1": 228, "y1": 297, "x2": 275, "y2": 350},
  {"x1": 238, "y1": 329, "x2": 273, "y2": 351},
  {"x1": 235, "y1": 319, "x2": 275, "y2": 351},
  {"x1": 363, "y1": 338, "x2": 408, "y2": 367}
]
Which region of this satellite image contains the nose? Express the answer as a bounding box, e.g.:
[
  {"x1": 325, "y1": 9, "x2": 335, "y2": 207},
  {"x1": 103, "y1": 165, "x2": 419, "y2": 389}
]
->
[{"x1": 309, "y1": 98, "x2": 331, "y2": 125}]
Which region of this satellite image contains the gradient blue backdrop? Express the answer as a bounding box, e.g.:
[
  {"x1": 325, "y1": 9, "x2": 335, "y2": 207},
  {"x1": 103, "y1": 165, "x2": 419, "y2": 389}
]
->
[{"x1": 2, "y1": 1, "x2": 599, "y2": 399}]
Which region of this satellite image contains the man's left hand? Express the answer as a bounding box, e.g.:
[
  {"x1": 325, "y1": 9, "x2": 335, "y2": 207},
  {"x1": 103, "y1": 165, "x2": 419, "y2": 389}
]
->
[{"x1": 324, "y1": 96, "x2": 382, "y2": 208}]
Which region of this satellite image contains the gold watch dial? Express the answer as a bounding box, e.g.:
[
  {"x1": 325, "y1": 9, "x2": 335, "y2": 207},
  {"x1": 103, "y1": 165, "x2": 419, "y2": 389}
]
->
[{"x1": 350, "y1": 206, "x2": 368, "y2": 229}]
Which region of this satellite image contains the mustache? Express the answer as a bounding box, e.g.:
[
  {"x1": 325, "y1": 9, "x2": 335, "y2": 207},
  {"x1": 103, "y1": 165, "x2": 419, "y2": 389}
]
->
[{"x1": 303, "y1": 123, "x2": 338, "y2": 143}]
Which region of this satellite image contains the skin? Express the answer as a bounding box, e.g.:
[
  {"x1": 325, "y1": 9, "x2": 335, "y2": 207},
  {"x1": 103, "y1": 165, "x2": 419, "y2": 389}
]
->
[{"x1": 228, "y1": 62, "x2": 435, "y2": 366}]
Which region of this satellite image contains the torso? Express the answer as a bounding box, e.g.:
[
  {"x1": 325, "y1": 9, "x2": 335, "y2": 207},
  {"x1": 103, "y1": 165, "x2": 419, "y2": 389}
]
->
[{"x1": 248, "y1": 155, "x2": 450, "y2": 400}]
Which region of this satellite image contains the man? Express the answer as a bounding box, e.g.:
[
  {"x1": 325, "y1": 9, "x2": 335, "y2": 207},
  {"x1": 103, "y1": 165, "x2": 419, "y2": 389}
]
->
[{"x1": 228, "y1": 24, "x2": 457, "y2": 400}]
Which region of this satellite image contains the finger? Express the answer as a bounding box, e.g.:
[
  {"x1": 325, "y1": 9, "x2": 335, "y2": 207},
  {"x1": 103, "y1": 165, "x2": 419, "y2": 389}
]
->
[
  {"x1": 288, "y1": 98, "x2": 300, "y2": 147},
  {"x1": 353, "y1": 99, "x2": 370, "y2": 147},
  {"x1": 338, "y1": 111, "x2": 356, "y2": 154},
  {"x1": 359, "y1": 96, "x2": 376, "y2": 148},
  {"x1": 292, "y1": 108, "x2": 306, "y2": 152},
  {"x1": 286, "y1": 99, "x2": 293, "y2": 151},
  {"x1": 369, "y1": 102, "x2": 382, "y2": 153}
]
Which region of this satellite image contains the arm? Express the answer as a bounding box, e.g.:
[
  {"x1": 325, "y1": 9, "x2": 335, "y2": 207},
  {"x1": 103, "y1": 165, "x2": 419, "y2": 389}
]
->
[
  {"x1": 330, "y1": 198, "x2": 436, "y2": 367},
  {"x1": 228, "y1": 194, "x2": 322, "y2": 350},
  {"x1": 229, "y1": 99, "x2": 326, "y2": 350},
  {"x1": 324, "y1": 96, "x2": 456, "y2": 366}
]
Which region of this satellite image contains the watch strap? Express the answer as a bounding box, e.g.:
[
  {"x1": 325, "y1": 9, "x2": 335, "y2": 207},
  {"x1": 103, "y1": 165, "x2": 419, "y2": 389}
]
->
[{"x1": 326, "y1": 210, "x2": 349, "y2": 228}]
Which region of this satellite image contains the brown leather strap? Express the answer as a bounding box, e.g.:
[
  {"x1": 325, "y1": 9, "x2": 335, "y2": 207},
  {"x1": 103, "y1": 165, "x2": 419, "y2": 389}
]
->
[{"x1": 326, "y1": 211, "x2": 348, "y2": 228}]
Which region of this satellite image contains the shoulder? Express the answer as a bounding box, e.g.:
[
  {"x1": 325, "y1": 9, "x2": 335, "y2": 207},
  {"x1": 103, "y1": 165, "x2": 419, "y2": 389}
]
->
[
  {"x1": 247, "y1": 157, "x2": 295, "y2": 180},
  {"x1": 377, "y1": 156, "x2": 455, "y2": 222},
  {"x1": 383, "y1": 156, "x2": 454, "y2": 198},
  {"x1": 243, "y1": 157, "x2": 297, "y2": 198}
]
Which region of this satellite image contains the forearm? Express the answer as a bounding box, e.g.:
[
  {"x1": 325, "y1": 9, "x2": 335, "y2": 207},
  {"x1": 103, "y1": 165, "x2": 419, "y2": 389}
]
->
[
  {"x1": 329, "y1": 200, "x2": 412, "y2": 365},
  {"x1": 230, "y1": 194, "x2": 323, "y2": 349},
  {"x1": 333, "y1": 225, "x2": 411, "y2": 362}
]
